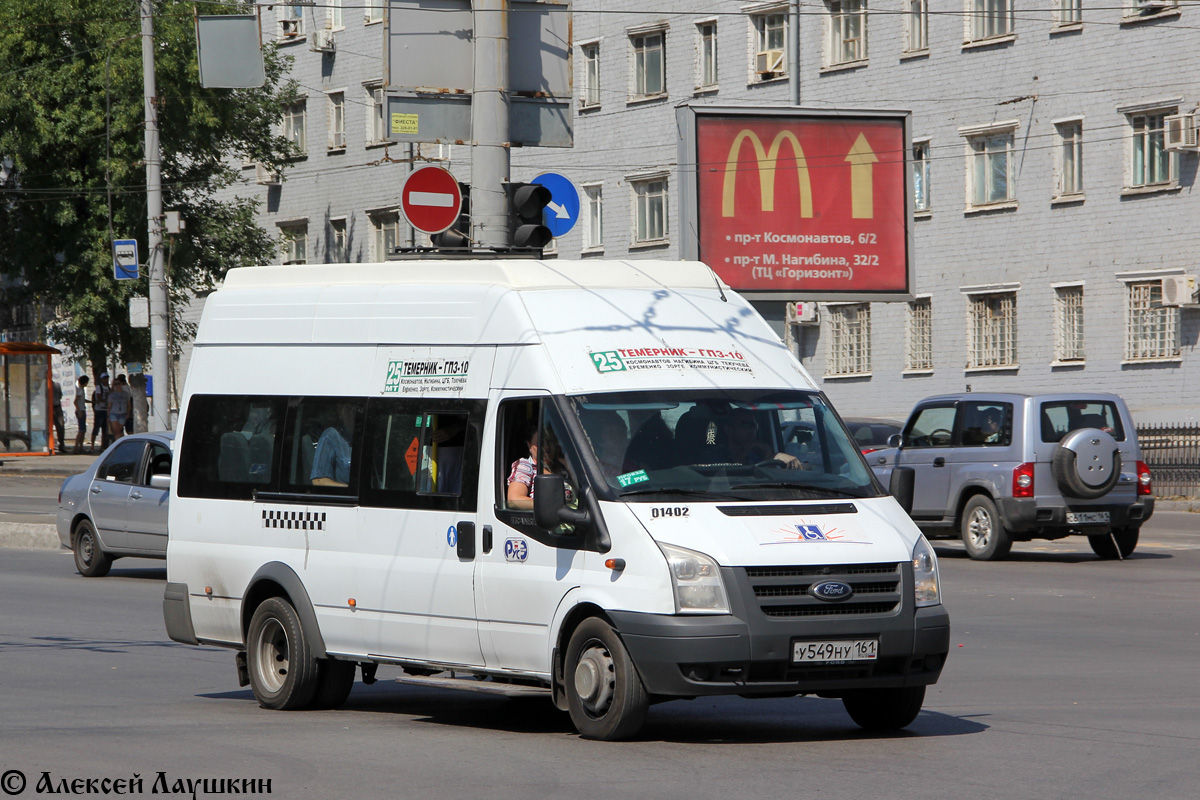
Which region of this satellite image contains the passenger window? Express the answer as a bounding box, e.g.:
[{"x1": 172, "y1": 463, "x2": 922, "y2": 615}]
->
[
  {"x1": 282, "y1": 397, "x2": 364, "y2": 493},
  {"x1": 141, "y1": 442, "x2": 172, "y2": 485},
  {"x1": 177, "y1": 395, "x2": 285, "y2": 500},
  {"x1": 497, "y1": 398, "x2": 582, "y2": 529},
  {"x1": 1040, "y1": 401, "x2": 1125, "y2": 443},
  {"x1": 360, "y1": 399, "x2": 481, "y2": 511},
  {"x1": 960, "y1": 402, "x2": 1012, "y2": 447},
  {"x1": 97, "y1": 440, "x2": 146, "y2": 484},
  {"x1": 903, "y1": 406, "x2": 957, "y2": 448}
]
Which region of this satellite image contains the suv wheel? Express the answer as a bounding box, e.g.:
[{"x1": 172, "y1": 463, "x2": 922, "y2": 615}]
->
[
  {"x1": 1088, "y1": 527, "x2": 1139, "y2": 560},
  {"x1": 961, "y1": 495, "x2": 1012, "y2": 561}
]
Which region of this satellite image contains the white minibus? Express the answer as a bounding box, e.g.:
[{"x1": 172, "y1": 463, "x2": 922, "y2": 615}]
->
[{"x1": 163, "y1": 260, "x2": 948, "y2": 740}]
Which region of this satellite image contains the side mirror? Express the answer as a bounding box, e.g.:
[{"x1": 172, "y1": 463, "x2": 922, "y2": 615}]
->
[
  {"x1": 150, "y1": 474, "x2": 171, "y2": 490},
  {"x1": 533, "y1": 473, "x2": 589, "y2": 533},
  {"x1": 889, "y1": 467, "x2": 914, "y2": 515},
  {"x1": 887, "y1": 433, "x2": 903, "y2": 448}
]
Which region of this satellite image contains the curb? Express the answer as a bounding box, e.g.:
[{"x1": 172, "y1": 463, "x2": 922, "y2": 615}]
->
[{"x1": 0, "y1": 522, "x2": 61, "y2": 551}]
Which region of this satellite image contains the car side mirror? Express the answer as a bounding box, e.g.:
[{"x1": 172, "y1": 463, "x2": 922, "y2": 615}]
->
[
  {"x1": 887, "y1": 433, "x2": 903, "y2": 448},
  {"x1": 889, "y1": 467, "x2": 914, "y2": 515},
  {"x1": 150, "y1": 474, "x2": 171, "y2": 490},
  {"x1": 533, "y1": 473, "x2": 589, "y2": 533}
]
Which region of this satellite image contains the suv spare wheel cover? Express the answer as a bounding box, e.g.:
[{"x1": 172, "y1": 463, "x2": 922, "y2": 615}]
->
[{"x1": 1052, "y1": 428, "x2": 1121, "y2": 498}]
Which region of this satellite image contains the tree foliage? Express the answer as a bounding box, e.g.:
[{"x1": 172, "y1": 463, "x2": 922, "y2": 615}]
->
[{"x1": 0, "y1": 0, "x2": 297, "y2": 371}]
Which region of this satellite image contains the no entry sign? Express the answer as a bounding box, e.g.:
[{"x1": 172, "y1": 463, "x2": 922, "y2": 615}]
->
[{"x1": 401, "y1": 166, "x2": 462, "y2": 234}]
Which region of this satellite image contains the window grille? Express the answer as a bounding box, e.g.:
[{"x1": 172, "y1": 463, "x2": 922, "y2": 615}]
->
[
  {"x1": 828, "y1": 304, "x2": 872, "y2": 375},
  {"x1": 1126, "y1": 282, "x2": 1180, "y2": 361},
  {"x1": 906, "y1": 298, "x2": 933, "y2": 371},
  {"x1": 968, "y1": 292, "x2": 1017, "y2": 368},
  {"x1": 1054, "y1": 286, "x2": 1085, "y2": 362}
]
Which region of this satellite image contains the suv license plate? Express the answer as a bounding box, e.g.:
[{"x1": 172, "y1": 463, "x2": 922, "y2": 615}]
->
[
  {"x1": 1066, "y1": 511, "x2": 1110, "y2": 524},
  {"x1": 793, "y1": 639, "x2": 878, "y2": 664}
]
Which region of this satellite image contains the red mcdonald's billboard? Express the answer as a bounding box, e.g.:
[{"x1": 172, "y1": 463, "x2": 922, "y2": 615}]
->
[{"x1": 679, "y1": 107, "x2": 913, "y2": 300}]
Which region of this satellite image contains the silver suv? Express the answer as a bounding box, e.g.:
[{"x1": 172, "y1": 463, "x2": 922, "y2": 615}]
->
[{"x1": 870, "y1": 393, "x2": 1154, "y2": 560}]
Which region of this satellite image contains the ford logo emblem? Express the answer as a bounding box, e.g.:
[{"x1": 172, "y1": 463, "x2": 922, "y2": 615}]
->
[{"x1": 810, "y1": 580, "x2": 854, "y2": 602}]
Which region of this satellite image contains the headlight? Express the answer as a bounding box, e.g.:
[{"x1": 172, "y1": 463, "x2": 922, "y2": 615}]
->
[
  {"x1": 659, "y1": 542, "x2": 729, "y2": 614},
  {"x1": 912, "y1": 535, "x2": 941, "y2": 608}
]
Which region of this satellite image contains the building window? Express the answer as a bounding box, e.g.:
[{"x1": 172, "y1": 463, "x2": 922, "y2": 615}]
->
[
  {"x1": 969, "y1": 0, "x2": 1013, "y2": 42},
  {"x1": 580, "y1": 42, "x2": 600, "y2": 108},
  {"x1": 330, "y1": 219, "x2": 348, "y2": 263},
  {"x1": 327, "y1": 92, "x2": 345, "y2": 150},
  {"x1": 328, "y1": 0, "x2": 343, "y2": 30},
  {"x1": 630, "y1": 30, "x2": 666, "y2": 100},
  {"x1": 1126, "y1": 0, "x2": 1178, "y2": 19},
  {"x1": 1128, "y1": 111, "x2": 1175, "y2": 188},
  {"x1": 1054, "y1": 285, "x2": 1085, "y2": 362},
  {"x1": 751, "y1": 10, "x2": 788, "y2": 80},
  {"x1": 1125, "y1": 281, "x2": 1181, "y2": 361},
  {"x1": 630, "y1": 175, "x2": 668, "y2": 244},
  {"x1": 696, "y1": 21, "x2": 718, "y2": 90},
  {"x1": 582, "y1": 183, "x2": 604, "y2": 251},
  {"x1": 1054, "y1": 120, "x2": 1083, "y2": 198},
  {"x1": 906, "y1": 297, "x2": 933, "y2": 371},
  {"x1": 961, "y1": 123, "x2": 1016, "y2": 208},
  {"x1": 280, "y1": 4, "x2": 304, "y2": 37},
  {"x1": 913, "y1": 139, "x2": 931, "y2": 212},
  {"x1": 905, "y1": 0, "x2": 928, "y2": 51},
  {"x1": 280, "y1": 223, "x2": 308, "y2": 265},
  {"x1": 827, "y1": 304, "x2": 872, "y2": 376},
  {"x1": 365, "y1": 4, "x2": 383, "y2": 24},
  {"x1": 828, "y1": 1, "x2": 867, "y2": 65},
  {"x1": 370, "y1": 211, "x2": 399, "y2": 261},
  {"x1": 967, "y1": 292, "x2": 1017, "y2": 369},
  {"x1": 284, "y1": 100, "x2": 306, "y2": 155},
  {"x1": 1056, "y1": 0, "x2": 1082, "y2": 25},
  {"x1": 365, "y1": 84, "x2": 387, "y2": 145}
]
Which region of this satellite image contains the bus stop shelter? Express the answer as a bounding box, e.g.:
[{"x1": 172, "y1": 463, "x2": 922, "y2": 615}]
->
[{"x1": 1, "y1": 342, "x2": 61, "y2": 456}]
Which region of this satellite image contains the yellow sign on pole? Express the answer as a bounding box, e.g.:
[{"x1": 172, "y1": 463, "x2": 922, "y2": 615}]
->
[{"x1": 391, "y1": 113, "x2": 419, "y2": 135}]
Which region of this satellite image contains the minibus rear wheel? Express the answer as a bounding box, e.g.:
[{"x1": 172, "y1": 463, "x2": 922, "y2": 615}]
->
[
  {"x1": 842, "y1": 685, "x2": 925, "y2": 731},
  {"x1": 246, "y1": 597, "x2": 319, "y2": 710},
  {"x1": 564, "y1": 618, "x2": 648, "y2": 741}
]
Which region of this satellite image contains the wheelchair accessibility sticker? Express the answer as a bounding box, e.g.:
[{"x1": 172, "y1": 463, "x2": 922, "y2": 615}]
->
[
  {"x1": 752, "y1": 520, "x2": 869, "y2": 546},
  {"x1": 504, "y1": 538, "x2": 529, "y2": 562}
]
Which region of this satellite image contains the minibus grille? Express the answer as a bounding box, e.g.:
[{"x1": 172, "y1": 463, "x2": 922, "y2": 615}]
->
[{"x1": 742, "y1": 563, "x2": 902, "y2": 618}]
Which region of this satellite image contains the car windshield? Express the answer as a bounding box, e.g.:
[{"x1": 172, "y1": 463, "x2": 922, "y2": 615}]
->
[{"x1": 569, "y1": 390, "x2": 882, "y2": 502}]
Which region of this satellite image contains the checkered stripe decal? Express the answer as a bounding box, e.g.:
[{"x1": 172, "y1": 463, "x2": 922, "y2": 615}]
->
[{"x1": 262, "y1": 510, "x2": 327, "y2": 531}]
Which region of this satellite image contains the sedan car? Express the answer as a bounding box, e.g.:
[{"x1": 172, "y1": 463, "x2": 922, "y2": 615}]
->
[
  {"x1": 842, "y1": 417, "x2": 904, "y2": 455},
  {"x1": 57, "y1": 432, "x2": 174, "y2": 577}
]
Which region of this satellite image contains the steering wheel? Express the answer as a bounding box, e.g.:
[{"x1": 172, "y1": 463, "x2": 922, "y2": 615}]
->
[
  {"x1": 930, "y1": 428, "x2": 953, "y2": 445},
  {"x1": 755, "y1": 458, "x2": 788, "y2": 469}
]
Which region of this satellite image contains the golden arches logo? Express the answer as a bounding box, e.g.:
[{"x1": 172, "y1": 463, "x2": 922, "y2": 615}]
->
[{"x1": 721, "y1": 130, "x2": 814, "y2": 218}]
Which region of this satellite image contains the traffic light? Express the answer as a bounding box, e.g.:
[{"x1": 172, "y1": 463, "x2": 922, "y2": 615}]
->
[
  {"x1": 506, "y1": 182, "x2": 553, "y2": 250},
  {"x1": 430, "y1": 183, "x2": 471, "y2": 250}
]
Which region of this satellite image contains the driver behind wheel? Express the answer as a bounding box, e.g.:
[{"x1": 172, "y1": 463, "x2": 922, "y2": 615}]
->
[{"x1": 718, "y1": 409, "x2": 805, "y2": 469}]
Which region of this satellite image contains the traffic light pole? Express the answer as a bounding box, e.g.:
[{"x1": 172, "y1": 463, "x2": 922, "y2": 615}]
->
[
  {"x1": 141, "y1": 0, "x2": 170, "y2": 431},
  {"x1": 470, "y1": 0, "x2": 511, "y2": 249}
]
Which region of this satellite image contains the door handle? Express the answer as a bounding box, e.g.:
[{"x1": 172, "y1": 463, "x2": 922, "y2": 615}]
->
[
  {"x1": 482, "y1": 525, "x2": 493, "y2": 554},
  {"x1": 90, "y1": 486, "x2": 102, "y2": 494},
  {"x1": 130, "y1": 491, "x2": 143, "y2": 500},
  {"x1": 456, "y1": 521, "x2": 476, "y2": 560},
  {"x1": 933, "y1": 457, "x2": 946, "y2": 467}
]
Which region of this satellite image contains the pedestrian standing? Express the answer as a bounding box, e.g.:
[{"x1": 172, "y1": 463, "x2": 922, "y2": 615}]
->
[
  {"x1": 52, "y1": 381, "x2": 65, "y2": 454},
  {"x1": 107, "y1": 374, "x2": 132, "y2": 443},
  {"x1": 73, "y1": 375, "x2": 90, "y2": 454},
  {"x1": 91, "y1": 372, "x2": 111, "y2": 452}
]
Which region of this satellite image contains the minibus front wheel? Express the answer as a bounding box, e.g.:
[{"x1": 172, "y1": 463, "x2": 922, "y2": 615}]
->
[
  {"x1": 246, "y1": 597, "x2": 319, "y2": 710},
  {"x1": 564, "y1": 618, "x2": 649, "y2": 741}
]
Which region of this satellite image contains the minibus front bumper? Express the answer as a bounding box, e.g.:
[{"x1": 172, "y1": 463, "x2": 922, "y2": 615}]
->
[{"x1": 606, "y1": 563, "x2": 949, "y2": 697}]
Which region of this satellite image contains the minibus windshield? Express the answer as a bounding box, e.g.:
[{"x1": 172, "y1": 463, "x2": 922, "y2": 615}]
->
[{"x1": 570, "y1": 390, "x2": 882, "y2": 502}]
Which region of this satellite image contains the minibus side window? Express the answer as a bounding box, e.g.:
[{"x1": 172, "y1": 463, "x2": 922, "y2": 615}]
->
[
  {"x1": 177, "y1": 394, "x2": 286, "y2": 500},
  {"x1": 280, "y1": 397, "x2": 364, "y2": 495}
]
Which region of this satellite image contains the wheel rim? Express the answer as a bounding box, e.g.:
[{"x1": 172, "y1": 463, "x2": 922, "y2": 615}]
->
[
  {"x1": 573, "y1": 640, "x2": 616, "y2": 717},
  {"x1": 966, "y1": 507, "x2": 992, "y2": 550},
  {"x1": 253, "y1": 618, "x2": 290, "y2": 694},
  {"x1": 78, "y1": 530, "x2": 95, "y2": 565}
]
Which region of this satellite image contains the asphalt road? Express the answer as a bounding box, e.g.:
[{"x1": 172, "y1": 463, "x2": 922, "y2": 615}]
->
[{"x1": 1, "y1": 511, "x2": 1198, "y2": 799}]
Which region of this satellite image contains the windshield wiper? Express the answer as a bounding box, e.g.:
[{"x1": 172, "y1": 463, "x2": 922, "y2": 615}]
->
[
  {"x1": 728, "y1": 482, "x2": 869, "y2": 499},
  {"x1": 618, "y1": 487, "x2": 754, "y2": 501}
]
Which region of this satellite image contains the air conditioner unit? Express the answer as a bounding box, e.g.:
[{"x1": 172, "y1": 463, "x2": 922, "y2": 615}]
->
[
  {"x1": 255, "y1": 164, "x2": 282, "y2": 186},
  {"x1": 1136, "y1": 0, "x2": 1171, "y2": 9},
  {"x1": 755, "y1": 49, "x2": 785, "y2": 75},
  {"x1": 309, "y1": 29, "x2": 335, "y2": 53},
  {"x1": 1165, "y1": 113, "x2": 1198, "y2": 151},
  {"x1": 1161, "y1": 275, "x2": 1199, "y2": 307},
  {"x1": 280, "y1": 18, "x2": 301, "y2": 37},
  {"x1": 785, "y1": 301, "x2": 819, "y2": 326}
]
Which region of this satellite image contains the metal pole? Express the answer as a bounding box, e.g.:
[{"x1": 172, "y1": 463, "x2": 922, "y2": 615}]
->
[
  {"x1": 141, "y1": 0, "x2": 170, "y2": 430},
  {"x1": 788, "y1": 0, "x2": 799, "y2": 106},
  {"x1": 470, "y1": 0, "x2": 510, "y2": 248}
]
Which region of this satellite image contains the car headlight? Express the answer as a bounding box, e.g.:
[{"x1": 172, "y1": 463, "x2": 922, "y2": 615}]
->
[
  {"x1": 659, "y1": 542, "x2": 730, "y2": 614},
  {"x1": 912, "y1": 535, "x2": 941, "y2": 608}
]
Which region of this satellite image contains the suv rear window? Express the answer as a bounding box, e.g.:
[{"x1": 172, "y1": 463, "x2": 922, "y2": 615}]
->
[{"x1": 1040, "y1": 401, "x2": 1125, "y2": 443}]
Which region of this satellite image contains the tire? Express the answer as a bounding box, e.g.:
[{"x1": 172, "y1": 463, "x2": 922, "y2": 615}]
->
[
  {"x1": 564, "y1": 618, "x2": 649, "y2": 741},
  {"x1": 842, "y1": 686, "x2": 926, "y2": 731},
  {"x1": 309, "y1": 659, "x2": 357, "y2": 710},
  {"x1": 961, "y1": 495, "x2": 1012, "y2": 561},
  {"x1": 245, "y1": 597, "x2": 320, "y2": 710},
  {"x1": 1088, "y1": 527, "x2": 1139, "y2": 560},
  {"x1": 1051, "y1": 430, "x2": 1121, "y2": 500},
  {"x1": 73, "y1": 519, "x2": 112, "y2": 578}
]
